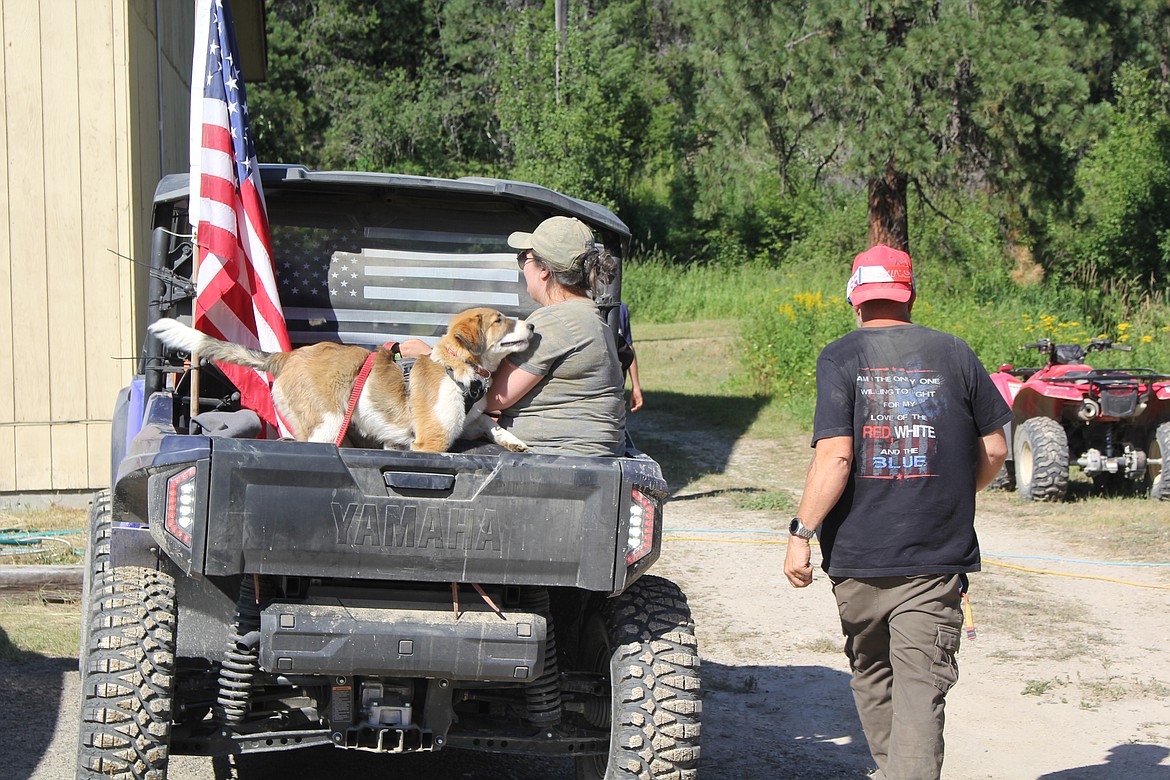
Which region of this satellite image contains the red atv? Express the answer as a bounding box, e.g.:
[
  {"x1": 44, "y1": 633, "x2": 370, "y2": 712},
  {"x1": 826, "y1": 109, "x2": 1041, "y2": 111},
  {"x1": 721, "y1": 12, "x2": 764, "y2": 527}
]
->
[{"x1": 989, "y1": 337, "x2": 1170, "y2": 501}]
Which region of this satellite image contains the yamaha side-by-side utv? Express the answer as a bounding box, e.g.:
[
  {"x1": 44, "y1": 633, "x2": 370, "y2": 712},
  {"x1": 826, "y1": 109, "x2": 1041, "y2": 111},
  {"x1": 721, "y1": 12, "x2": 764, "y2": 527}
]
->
[{"x1": 75, "y1": 166, "x2": 702, "y2": 779}]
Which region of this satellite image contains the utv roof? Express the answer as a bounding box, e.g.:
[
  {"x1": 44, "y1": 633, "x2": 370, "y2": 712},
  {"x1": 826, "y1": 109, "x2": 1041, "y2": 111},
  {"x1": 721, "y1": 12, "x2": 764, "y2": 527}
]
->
[{"x1": 153, "y1": 164, "x2": 629, "y2": 238}]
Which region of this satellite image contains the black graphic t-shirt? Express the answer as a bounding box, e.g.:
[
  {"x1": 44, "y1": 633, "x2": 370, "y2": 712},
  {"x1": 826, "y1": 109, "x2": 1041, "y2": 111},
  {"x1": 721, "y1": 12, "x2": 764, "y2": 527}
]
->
[{"x1": 812, "y1": 324, "x2": 1012, "y2": 578}]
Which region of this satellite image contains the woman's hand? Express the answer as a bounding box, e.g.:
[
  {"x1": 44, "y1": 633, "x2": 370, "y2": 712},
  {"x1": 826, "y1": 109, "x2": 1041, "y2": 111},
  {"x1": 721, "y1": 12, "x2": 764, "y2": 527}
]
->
[
  {"x1": 398, "y1": 338, "x2": 433, "y2": 359},
  {"x1": 629, "y1": 384, "x2": 644, "y2": 412}
]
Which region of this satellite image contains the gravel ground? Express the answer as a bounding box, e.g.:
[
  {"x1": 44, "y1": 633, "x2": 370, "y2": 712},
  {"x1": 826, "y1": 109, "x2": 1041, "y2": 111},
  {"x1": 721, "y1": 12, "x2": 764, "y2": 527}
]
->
[{"x1": 4, "y1": 411, "x2": 1170, "y2": 778}]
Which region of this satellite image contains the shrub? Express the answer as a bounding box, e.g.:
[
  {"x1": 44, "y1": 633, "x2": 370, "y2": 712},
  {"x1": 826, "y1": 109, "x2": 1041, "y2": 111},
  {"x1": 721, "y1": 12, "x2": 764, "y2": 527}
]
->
[{"x1": 738, "y1": 288, "x2": 854, "y2": 397}]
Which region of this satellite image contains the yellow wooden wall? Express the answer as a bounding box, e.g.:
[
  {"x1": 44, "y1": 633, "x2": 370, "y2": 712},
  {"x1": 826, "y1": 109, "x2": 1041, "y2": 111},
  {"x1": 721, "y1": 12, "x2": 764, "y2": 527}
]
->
[{"x1": 0, "y1": 0, "x2": 193, "y2": 493}]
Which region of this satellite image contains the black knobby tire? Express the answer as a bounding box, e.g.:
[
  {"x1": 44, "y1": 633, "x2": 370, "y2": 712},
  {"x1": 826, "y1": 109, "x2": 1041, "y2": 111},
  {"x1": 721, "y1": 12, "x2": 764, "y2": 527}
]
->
[
  {"x1": 575, "y1": 575, "x2": 701, "y2": 780},
  {"x1": 79, "y1": 491, "x2": 113, "y2": 672},
  {"x1": 76, "y1": 566, "x2": 177, "y2": 780},
  {"x1": 987, "y1": 461, "x2": 1015, "y2": 491},
  {"x1": 1149, "y1": 422, "x2": 1170, "y2": 501},
  {"x1": 1014, "y1": 417, "x2": 1069, "y2": 501}
]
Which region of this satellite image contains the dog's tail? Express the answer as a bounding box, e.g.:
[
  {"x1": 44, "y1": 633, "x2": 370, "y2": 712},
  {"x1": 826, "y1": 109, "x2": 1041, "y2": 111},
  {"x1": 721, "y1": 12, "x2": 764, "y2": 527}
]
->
[{"x1": 148, "y1": 318, "x2": 284, "y2": 374}]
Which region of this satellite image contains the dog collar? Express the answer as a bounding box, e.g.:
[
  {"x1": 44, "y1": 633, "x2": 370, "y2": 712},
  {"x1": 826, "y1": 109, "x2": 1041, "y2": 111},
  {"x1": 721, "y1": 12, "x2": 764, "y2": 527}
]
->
[
  {"x1": 463, "y1": 378, "x2": 487, "y2": 412},
  {"x1": 446, "y1": 346, "x2": 491, "y2": 378},
  {"x1": 442, "y1": 365, "x2": 489, "y2": 412}
]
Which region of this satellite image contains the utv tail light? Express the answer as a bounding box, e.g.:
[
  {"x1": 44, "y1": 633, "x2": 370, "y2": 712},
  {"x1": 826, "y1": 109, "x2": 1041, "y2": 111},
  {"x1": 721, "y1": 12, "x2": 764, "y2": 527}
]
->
[
  {"x1": 164, "y1": 466, "x2": 197, "y2": 546},
  {"x1": 626, "y1": 488, "x2": 657, "y2": 565}
]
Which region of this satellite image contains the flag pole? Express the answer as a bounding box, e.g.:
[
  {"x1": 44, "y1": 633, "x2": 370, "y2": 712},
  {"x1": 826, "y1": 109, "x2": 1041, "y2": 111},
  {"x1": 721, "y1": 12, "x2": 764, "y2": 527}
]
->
[
  {"x1": 187, "y1": 0, "x2": 211, "y2": 432},
  {"x1": 188, "y1": 235, "x2": 201, "y2": 432}
]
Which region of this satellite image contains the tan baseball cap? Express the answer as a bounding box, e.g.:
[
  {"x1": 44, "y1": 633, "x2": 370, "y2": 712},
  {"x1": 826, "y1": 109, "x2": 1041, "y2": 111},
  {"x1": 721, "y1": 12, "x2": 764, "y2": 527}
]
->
[{"x1": 508, "y1": 216, "x2": 595, "y2": 272}]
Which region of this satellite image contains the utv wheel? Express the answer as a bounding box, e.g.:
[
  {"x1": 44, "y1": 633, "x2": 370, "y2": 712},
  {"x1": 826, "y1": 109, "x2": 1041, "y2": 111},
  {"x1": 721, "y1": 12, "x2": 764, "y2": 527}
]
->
[
  {"x1": 78, "y1": 491, "x2": 113, "y2": 672},
  {"x1": 77, "y1": 566, "x2": 177, "y2": 780},
  {"x1": 575, "y1": 575, "x2": 701, "y2": 780},
  {"x1": 1149, "y1": 422, "x2": 1170, "y2": 501},
  {"x1": 988, "y1": 462, "x2": 1015, "y2": 491},
  {"x1": 1014, "y1": 417, "x2": 1069, "y2": 501}
]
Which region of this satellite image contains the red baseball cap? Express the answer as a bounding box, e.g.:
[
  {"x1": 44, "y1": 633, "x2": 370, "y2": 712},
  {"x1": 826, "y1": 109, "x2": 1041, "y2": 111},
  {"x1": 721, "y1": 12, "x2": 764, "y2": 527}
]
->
[{"x1": 846, "y1": 245, "x2": 915, "y2": 305}]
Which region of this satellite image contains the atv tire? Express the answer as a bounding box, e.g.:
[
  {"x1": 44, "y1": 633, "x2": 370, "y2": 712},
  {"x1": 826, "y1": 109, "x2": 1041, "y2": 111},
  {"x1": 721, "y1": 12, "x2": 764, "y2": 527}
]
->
[
  {"x1": 575, "y1": 575, "x2": 701, "y2": 780},
  {"x1": 1014, "y1": 417, "x2": 1069, "y2": 501},
  {"x1": 77, "y1": 566, "x2": 177, "y2": 780},
  {"x1": 1149, "y1": 422, "x2": 1170, "y2": 501},
  {"x1": 78, "y1": 491, "x2": 113, "y2": 672},
  {"x1": 988, "y1": 462, "x2": 1015, "y2": 491}
]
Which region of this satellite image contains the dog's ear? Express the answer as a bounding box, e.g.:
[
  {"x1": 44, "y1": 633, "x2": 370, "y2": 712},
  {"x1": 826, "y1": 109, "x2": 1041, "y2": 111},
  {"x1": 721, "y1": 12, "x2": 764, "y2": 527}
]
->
[{"x1": 452, "y1": 311, "x2": 486, "y2": 357}]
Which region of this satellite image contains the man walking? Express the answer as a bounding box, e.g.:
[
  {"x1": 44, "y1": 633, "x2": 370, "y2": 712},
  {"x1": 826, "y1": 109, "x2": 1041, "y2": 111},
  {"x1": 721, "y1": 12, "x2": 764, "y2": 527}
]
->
[{"x1": 784, "y1": 244, "x2": 1010, "y2": 780}]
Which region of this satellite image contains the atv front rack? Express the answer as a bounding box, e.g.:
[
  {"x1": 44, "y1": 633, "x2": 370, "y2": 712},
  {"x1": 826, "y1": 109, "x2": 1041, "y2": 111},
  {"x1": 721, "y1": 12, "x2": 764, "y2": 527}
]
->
[{"x1": 1040, "y1": 369, "x2": 1169, "y2": 384}]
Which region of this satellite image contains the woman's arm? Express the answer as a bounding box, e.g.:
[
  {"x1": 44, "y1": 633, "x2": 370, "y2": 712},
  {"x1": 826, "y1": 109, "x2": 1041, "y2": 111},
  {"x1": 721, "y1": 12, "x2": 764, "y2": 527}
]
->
[
  {"x1": 398, "y1": 338, "x2": 433, "y2": 358},
  {"x1": 486, "y1": 359, "x2": 543, "y2": 414},
  {"x1": 627, "y1": 353, "x2": 643, "y2": 412}
]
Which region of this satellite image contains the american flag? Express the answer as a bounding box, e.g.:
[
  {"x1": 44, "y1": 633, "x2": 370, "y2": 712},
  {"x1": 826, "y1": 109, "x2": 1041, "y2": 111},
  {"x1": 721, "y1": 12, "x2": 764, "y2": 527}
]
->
[
  {"x1": 189, "y1": 0, "x2": 290, "y2": 437},
  {"x1": 268, "y1": 225, "x2": 530, "y2": 348}
]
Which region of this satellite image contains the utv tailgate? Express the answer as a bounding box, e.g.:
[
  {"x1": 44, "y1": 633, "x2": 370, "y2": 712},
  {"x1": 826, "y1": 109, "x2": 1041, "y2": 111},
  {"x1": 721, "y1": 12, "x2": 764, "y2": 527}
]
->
[{"x1": 201, "y1": 439, "x2": 631, "y2": 591}]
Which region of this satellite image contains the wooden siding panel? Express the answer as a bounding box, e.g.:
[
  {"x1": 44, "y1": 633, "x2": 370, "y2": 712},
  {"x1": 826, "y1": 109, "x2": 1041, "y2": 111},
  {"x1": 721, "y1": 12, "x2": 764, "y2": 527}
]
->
[
  {"x1": 114, "y1": 2, "x2": 139, "y2": 406},
  {"x1": 1, "y1": 0, "x2": 195, "y2": 493},
  {"x1": 78, "y1": 0, "x2": 128, "y2": 448},
  {"x1": 0, "y1": 3, "x2": 14, "y2": 488},
  {"x1": 15, "y1": 427, "x2": 52, "y2": 490},
  {"x1": 0, "y1": 429, "x2": 13, "y2": 491},
  {"x1": 88, "y1": 421, "x2": 113, "y2": 491},
  {"x1": 50, "y1": 424, "x2": 90, "y2": 490},
  {"x1": 5, "y1": 0, "x2": 52, "y2": 486},
  {"x1": 42, "y1": 2, "x2": 90, "y2": 490},
  {"x1": 129, "y1": 2, "x2": 161, "y2": 366}
]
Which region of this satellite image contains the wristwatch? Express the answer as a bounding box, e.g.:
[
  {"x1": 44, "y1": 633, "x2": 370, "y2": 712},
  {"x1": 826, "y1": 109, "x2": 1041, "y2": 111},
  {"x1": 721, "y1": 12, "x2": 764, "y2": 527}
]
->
[{"x1": 789, "y1": 517, "x2": 816, "y2": 540}]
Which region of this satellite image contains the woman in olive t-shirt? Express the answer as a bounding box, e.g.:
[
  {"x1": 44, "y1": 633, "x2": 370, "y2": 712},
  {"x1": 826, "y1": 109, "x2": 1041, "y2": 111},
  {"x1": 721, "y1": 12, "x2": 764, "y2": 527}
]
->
[{"x1": 486, "y1": 216, "x2": 626, "y2": 456}]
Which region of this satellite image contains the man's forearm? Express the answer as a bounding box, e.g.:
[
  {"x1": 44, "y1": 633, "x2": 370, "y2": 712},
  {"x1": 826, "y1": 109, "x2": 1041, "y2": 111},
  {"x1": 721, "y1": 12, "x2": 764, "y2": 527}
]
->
[
  {"x1": 974, "y1": 428, "x2": 1009, "y2": 491},
  {"x1": 795, "y1": 436, "x2": 853, "y2": 530}
]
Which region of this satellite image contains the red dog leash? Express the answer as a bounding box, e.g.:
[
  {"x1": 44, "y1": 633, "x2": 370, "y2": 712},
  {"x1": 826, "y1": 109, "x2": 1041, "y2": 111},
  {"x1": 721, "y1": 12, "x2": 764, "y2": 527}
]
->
[{"x1": 335, "y1": 342, "x2": 399, "y2": 447}]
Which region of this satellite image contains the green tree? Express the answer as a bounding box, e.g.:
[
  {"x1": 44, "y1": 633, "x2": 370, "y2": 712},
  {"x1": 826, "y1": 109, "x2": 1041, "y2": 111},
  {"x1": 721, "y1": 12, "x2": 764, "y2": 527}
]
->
[
  {"x1": 496, "y1": 1, "x2": 689, "y2": 215},
  {"x1": 684, "y1": 1, "x2": 1103, "y2": 254},
  {"x1": 1051, "y1": 63, "x2": 1170, "y2": 285},
  {"x1": 249, "y1": 0, "x2": 514, "y2": 176}
]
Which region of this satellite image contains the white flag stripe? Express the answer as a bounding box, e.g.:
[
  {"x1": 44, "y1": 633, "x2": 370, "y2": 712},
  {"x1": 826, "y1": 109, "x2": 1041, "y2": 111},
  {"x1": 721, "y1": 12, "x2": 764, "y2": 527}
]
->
[
  {"x1": 204, "y1": 299, "x2": 255, "y2": 346},
  {"x1": 255, "y1": 319, "x2": 284, "y2": 351},
  {"x1": 198, "y1": 143, "x2": 235, "y2": 182},
  {"x1": 240, "y1": 203, "x2": 283, "y2": 312},
  {"x1": 200, "y1": 96, "x2": 230, "y2": 127},
  {"x1": 287, "y1": 330, "x2": 441, "y2": 347},
  {"x1": 363, "y1": 287, "x2": 520, "y2": 306},
  {"x1": 364, "y1": 265, "x2": 519, "y2": 283},
  {"x1": 349, "y1": 248, "x2": 516, "y2": 264},
  {"x1": 199, "y1": 195, "x2": 239, "y2": 238},
  {"x1": 284, "y1": 307, "x2": 465, "y2": 326},
  {"x1": 364, "y1": 228, "x2": 509, "y2": 245},
  {"x1": 188, "y1": 9, "x2": 211, "y2": 229},
  {"x1": 195, "y1": 254, "x2": 226, "y2": 288}
]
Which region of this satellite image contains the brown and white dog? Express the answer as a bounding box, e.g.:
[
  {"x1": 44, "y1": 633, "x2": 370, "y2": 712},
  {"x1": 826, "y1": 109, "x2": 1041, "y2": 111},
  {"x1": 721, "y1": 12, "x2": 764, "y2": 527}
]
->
[{"x1": 148, "y1": 308, "x2": 533, "y2": 452}]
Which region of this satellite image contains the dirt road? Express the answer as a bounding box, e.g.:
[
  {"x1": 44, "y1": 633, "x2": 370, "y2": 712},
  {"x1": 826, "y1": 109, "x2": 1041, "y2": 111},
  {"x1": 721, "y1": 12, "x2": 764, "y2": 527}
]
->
[{"x1": 6, "y1": 412, "x2": 1170, "y2": 778}]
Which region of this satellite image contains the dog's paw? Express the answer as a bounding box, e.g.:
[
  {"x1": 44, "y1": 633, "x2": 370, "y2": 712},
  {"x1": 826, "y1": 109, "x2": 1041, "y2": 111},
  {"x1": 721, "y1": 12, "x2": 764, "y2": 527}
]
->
[{"x1": 491, "y1": 426, "x2": 529, "y2": 452}]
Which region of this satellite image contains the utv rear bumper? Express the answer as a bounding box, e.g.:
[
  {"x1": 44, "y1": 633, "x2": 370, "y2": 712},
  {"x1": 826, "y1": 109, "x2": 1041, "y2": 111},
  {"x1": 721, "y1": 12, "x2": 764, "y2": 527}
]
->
[{"x1": 259, "y1": 601, "x2": 547, "y2": 681}]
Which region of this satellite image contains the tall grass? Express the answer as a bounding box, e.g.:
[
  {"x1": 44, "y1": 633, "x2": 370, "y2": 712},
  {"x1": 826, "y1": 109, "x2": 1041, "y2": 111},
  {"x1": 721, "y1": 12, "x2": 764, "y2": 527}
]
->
[{"x1": 623, "y1": 252, "x2": 1170, "y2": 425}]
